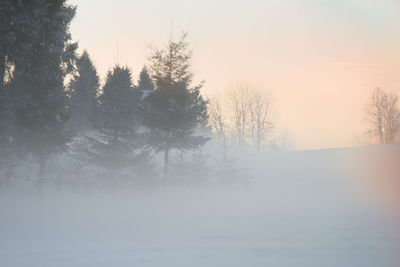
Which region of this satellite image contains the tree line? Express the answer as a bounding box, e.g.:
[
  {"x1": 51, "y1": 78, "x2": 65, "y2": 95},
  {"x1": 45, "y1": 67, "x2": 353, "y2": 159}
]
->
[
  {"x1": 209, "y1": 83, "x2": 275, "y2": 160},
  {"x1": 6, "y1": 1, "x2": 395, "y2": 190},
  {"x1": 0, "y1": 1, "x2": 212, "y2": 189}
]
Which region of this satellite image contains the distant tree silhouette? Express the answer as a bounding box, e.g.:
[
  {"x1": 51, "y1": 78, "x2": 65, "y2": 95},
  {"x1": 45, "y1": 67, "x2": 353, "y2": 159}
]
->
[
  {"x1": 90, "y1": 66, "x2": 147, "y2": 186},
  {"x1": 68, "y1": 50, "x2": 100, "y2": 133},
  {"x1": 249, "y1": 90, "x2": 274, "y2": 151},
  {"x1": 229, "y1": 84, "x2": 250, "y2": 147},
  {"x1": 228, "y1": 83, "x2": 274, "y2": 150},
  {"x1": 136, "y1": 67, "x2": 154, "y2": 99},
  {"x1": 365, "y1": 87, "x2": 400, "y2": 144},
  {"x1": 208, "y1": 97, "x2": 228, "y2": 161},
  {"x1": 142, "y1": 33, "x2": 209, "y2": 180}
]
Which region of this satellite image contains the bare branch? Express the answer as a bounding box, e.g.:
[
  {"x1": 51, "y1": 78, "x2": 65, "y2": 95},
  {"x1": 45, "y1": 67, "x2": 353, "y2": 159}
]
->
[{"x1": 365, "y1": 87, "x2": 400, "y2": 144}]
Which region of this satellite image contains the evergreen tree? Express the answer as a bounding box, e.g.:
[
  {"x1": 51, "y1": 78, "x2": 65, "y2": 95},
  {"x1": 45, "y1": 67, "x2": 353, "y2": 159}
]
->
[
  {"x1": 142, "y1": 33, "x2": 209, "y2": 179},
  {"x1": 136, "y1": 67, "x2": 154, "y2": 98},
  {"x1": 0, "y1": 0, "x2": 52, "y2": 183},
  {"x1": 68, "y1": 50, "x2": 100, "y2": 132},
  {"x1": 11, "y1": 0, "x2": 77, "y2": 191},
  {"x1": 0, "y1": 82, "x2": 17, "y2": 186},
  {"x1": 99, "y1": 66, "x2": 141, "y2": 138},
  {"x1": 90, "y1": 66, "x2": 145, "y2": 186},
  {"x1": 0, "y1": 0, "x2": 46, "y2": 86}
]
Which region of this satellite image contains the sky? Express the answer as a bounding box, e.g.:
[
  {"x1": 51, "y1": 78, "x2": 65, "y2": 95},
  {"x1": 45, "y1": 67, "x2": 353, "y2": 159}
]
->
[{"x1": 69, "y1": 0, "x2": 400, "y2": 150}]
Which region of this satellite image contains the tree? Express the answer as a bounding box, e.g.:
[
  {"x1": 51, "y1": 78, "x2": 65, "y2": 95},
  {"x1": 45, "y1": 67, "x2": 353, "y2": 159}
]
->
[
  {"x1": 249, "y1": 91, "x2": 274, "y2": 151},
  {"x1": 11, "y1": 0, "x2": 77, "y2": 191},
  {"x1": 136, "y1": 67, "x2": 154, "y2": 98},
  {"x1": 0, "y1": 0, "x2": 46, "y2": 87},
  {"x1": 228, "y1": 83, "x2": 274, "y2": 149},
  {"x1": 90, "y1": 65, "x2": 145, "y2": 186},
  {"x1": 67, "y1": 50, "x2": 100, "y2": 185},
  {"x1": 229, "y1": 83, "x2": 250, "y2": 147},
  {"x1": 68, "y1": 50, "x2": 100, "y2": 132},
  {"x1": 208, "y1": 97, "x2": 228, "y2": 161},
  {"x1": 0, "y1": 82, "x2": 17, "y2": 187},
  {"x1": 142, "y1": 33, "x2": 209, "y2": 179},
  {"x1": 0, "y1": 0, "x2": 54, "y2": 185},
  {"x1": 365, "y1": 87, "x2": 400, "y2": 144}
]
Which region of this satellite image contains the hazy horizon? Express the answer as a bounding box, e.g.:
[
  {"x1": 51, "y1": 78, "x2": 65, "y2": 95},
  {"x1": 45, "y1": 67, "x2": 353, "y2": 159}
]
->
[
  {"x1": 2, "y1": 2, "x2": 400, "y2": 265},
  {"x1": 70, "y1": 0, "x2": 400, "y2": 150}
]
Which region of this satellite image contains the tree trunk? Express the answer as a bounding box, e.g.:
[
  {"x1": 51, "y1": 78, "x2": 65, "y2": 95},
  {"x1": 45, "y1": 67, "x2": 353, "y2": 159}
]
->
[
  {"x1": 38, "y1": 154, "x2": 46, "y2": 193},
  {"x1": 163, "y1": 147, "x2": 170, "y2": 181},
  {"x1": 3, "y1": 160, "x2": 14, "y2": 187},
  {"x1": 0, "y1": 54, "x2": 5, "y2": 86},
  {"x1": 222, "y1": 135, "x2": 227, "y2": 163}
]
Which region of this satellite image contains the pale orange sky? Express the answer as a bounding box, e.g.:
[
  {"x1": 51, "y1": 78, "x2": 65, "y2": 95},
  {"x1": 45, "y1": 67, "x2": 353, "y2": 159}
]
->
[{"x1": 70, "y1": 0, "x2": 400, "y2": 150}]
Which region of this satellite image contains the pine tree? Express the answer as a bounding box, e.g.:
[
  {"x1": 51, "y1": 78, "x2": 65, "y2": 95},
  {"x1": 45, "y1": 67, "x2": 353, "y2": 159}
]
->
[
  {"x1": 0, "y1": 0, "x2": 46, "y2": 85},
  {"x1": 142, "y1": 33, "x2": 209, "y2": 180},
  {"x1": 11, "y1": 0, "x2": 77, "y2": 191},
  {"x1": 99, "y1": 66, "x2": 141, "y2": 137},
  {"x1": 0, "y1": 0, "x2": 50, "y2": 125},
  {"x1": 0, "y1": 0, "x2": 52, "y2": 184},
  {"x1": 68, "y1": 50, "x2": 100, "y2": 132},
  {"x1": 0, "y1": 82, "x2": 17, "y2": 186},
  {"x1": 136, "y1": 67, "x2": 154, "y2": 99},
  {"x1": 90, "y1": 66, "x2": 145, "y2": 186}
]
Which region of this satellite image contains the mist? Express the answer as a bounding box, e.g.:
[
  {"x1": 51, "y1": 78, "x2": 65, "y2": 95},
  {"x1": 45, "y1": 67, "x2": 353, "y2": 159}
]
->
[
  {"x1": 1, "y1": 1, "x2": 400, "y2": 266},
  {"x1": 1, "y1": 147, "x2": 400, "y2": 266}
]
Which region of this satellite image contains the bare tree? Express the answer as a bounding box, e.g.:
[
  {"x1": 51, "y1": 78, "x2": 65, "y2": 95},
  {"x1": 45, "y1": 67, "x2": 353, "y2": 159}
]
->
[
  {"x1": 249, "y1": 91, "x2": 274, "y2": 151},
  {"x1": 366, "y1": 87, "x2": 400, "y2": 144},
  {"x1": 229, "y1": 84, "x2": 250, "y2": 147},
  {"x1": 208, "y1": 97, "x2": 227, "y2": 160},
  {"x1": 225, "y1": 83, "x2": 274, "y2": 150}
]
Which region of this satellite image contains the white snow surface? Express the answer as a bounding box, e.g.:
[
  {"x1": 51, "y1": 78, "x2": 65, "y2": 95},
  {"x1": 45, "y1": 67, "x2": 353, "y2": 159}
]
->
[{"x1": 1, "y1": 146, "x2": 399, "y2": 266}]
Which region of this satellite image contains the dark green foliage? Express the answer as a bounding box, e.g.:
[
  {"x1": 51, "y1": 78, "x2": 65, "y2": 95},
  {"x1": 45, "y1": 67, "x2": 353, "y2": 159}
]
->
[
  {"x1": 0, "y1": 0, "x2": 49, "y2": 184},
  {"x1": 142, "y1": 82, "x2": 208, "y2": 151},
  {"x1": 0, "y1": 0, "x2": 214, "y2": 187},
  {"x1": 90, "y1": 66, "x2": 148, "y2": 177},
  {"x1": 99, "y1": 66, "x2": 141, "y2": 135},
  {"x1": 1, "y1": 0, "x2": 78, "y2": 189},
  {"x1": 136, "y1": 67, "x2": 154, "y2": 94},
  {"x1": 142, "y1": 33, "x2": 209, "y2": 178},
  {"x1": 0, "y1": 83, "x2": 18, "y2": 186},
  {"x1": 0, "y1": 0, "x2": 44, "y2": 84},
  {"x1": 12, "y1": 0, "x2": 77, "y2": 156},
  {"x1": 68, "y1": 50, "x2": 100, "y2": 132}
]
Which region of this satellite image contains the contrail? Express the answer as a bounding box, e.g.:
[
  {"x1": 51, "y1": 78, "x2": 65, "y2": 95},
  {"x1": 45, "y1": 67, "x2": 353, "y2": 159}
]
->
[{"x1": 331, "y1": 62, "x2": 380, "y2": 67}]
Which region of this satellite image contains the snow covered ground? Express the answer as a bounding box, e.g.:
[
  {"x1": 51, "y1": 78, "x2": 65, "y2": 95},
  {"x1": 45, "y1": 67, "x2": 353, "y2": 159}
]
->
[{"x1": 1, "y1": 146, "x2": 399, "y2": 267}]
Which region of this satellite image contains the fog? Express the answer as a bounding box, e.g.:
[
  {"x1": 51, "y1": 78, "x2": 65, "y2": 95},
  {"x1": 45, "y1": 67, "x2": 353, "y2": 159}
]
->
[
  {"x1": 1, "y1": 147, "x2": 399, "y2": 267},
  {"x1": 1, "y1": 1, "x2": 400, "y2": 266}
]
